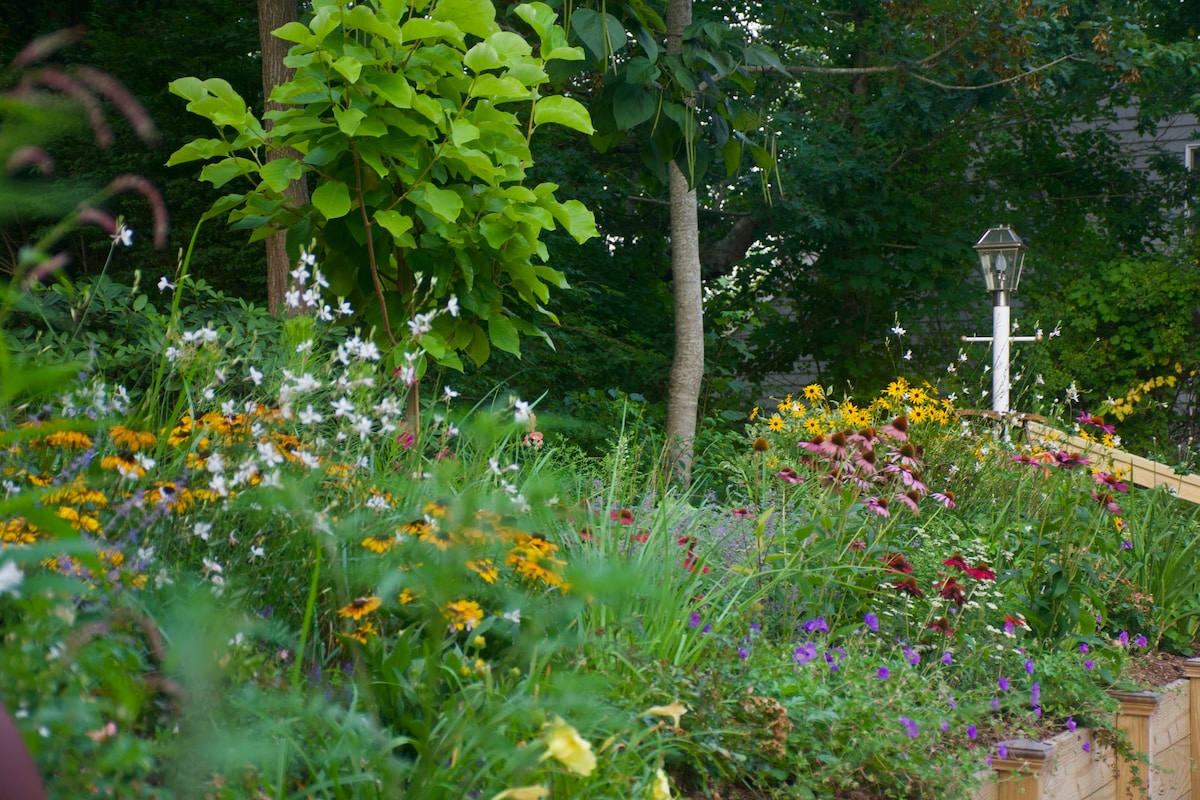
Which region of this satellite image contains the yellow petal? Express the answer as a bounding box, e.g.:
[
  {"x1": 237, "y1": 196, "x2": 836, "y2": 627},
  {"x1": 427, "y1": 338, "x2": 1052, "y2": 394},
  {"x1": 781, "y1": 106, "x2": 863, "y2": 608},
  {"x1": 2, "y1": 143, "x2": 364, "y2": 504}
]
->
[
  {"x1": 650, "y1": 768, "x2": 673, "y2": 800},
  {"x1": 540, "y1": 716, "x2": 597, "y2": 777},
  {"x1": 491, "y1": 786, "x2": 550, "y2": 800},
  {"x1": 643, "y1": 701, "x2": 689, "y2": 728}
]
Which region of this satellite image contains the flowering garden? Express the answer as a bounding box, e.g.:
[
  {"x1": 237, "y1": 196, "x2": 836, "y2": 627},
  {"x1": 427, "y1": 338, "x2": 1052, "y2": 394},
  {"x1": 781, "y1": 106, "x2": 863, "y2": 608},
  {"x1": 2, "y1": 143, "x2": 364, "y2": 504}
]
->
[
  {"x1": 5, "y1": 8, "x2": 1200, "y2": 799},
  {"x1": 5, "y1": 264, "x2": 1200, "y2": 799}
]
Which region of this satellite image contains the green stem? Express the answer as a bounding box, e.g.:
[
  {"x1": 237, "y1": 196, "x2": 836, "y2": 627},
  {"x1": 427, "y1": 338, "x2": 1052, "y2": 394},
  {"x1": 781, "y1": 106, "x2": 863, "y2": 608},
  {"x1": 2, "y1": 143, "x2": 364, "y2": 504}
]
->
[{"x1": 292, "y1": 541, "x2": 323, "y2": 690}]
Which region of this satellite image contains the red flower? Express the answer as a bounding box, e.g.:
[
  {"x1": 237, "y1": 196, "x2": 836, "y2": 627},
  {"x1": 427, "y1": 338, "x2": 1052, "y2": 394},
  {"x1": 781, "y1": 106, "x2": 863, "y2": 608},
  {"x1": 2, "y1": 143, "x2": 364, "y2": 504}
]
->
[
  {"x1": 1053, "y1": 451, "x2": 1089, "y2": 468},
  {"x1": 936, "y1": 577, "x2": 967, "y2": 605},
  {"x1": 942, "y1": 553, "x2": 968, "y2": 571},
  {"x1": 928, "y1": 617, "x2": 955, "y2": 637},
  {"x1": 884, "y1": 552, "x2": 913, "y2": 574},
  {"x1": 1003, "y1": 614, "x2": 1026, "y2": 629},
  {"x1": 611, "y1": 509, "x2": 634, "y2": 525},
  {"x1": 892, "y1": 576, "x2": 924, "y2": 597},
  {"x1": 633, "y1": 529, "x2": 650, "y2": 543},
  {"x1": 580, "y1": 526, "x2": 594, "y2": 543},
  {"x1": 963, "y1": 562, "x2": 996, "y2": 581}
]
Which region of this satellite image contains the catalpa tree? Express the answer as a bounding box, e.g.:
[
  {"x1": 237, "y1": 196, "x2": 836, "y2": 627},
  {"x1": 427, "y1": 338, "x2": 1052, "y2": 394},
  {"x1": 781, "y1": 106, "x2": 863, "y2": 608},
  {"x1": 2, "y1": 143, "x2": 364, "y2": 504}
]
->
[{"x1": 168, "y1": 0, "x2": 597, "y2": 385}]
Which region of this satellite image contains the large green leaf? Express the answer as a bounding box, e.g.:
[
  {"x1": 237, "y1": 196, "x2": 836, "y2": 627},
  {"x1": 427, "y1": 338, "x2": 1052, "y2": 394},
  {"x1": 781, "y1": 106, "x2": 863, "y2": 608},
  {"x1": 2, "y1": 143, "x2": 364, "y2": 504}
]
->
[
  {"x1": 259, "y1": 157, "x2": 304, "y2": 192},
  {"x1": 612, "y1": 84, "x2": 656, "y2": 130},
  {"x1": 570, "y1": 8, "x2": 627, "y2": 62},
  {"x1": 432, "y1": 0, "x2": 497, "y2": 39},
  {"x1": 488, "y1": 314, "x2": 520, "y2": 355},
  {"x1": 312, "y1": 180, "x2": 352, "y2": 219},
  {"x1": 533, "y1": 96, "x2": 594, "y2": 134}
]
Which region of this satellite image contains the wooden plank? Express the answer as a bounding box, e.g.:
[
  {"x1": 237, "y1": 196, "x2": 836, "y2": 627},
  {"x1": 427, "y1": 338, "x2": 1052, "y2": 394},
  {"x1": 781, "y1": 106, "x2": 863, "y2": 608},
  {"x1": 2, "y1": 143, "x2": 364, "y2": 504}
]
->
[
  {"x1": 1044, "y1": 729, "x2": 1116, "y2": 800},
  {"x1": 1024, "y1": 421, "x2": 1200, "y2": 505},
  {"x1": 1153, "y1": 681, "x2": 1190, "y2": 756},
  {"x1": 1152, "y1": 738, "x2": 1191, "y2": 800}
]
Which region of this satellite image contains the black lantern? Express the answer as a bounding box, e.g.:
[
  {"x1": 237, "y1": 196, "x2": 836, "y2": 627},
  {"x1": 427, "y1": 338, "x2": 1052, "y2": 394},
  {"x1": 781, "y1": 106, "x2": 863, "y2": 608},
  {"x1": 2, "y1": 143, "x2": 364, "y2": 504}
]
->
[{"x1": 973, "y1": 225, "x2": 1027, "y2": 295}]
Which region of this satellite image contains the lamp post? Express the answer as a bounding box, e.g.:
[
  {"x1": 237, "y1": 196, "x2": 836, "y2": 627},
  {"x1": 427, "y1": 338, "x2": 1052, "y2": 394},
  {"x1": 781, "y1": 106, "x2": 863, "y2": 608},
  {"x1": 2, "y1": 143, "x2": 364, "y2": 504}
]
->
[{"x1": 961, "y1": 225, "x2": 1033, "y2": 414}]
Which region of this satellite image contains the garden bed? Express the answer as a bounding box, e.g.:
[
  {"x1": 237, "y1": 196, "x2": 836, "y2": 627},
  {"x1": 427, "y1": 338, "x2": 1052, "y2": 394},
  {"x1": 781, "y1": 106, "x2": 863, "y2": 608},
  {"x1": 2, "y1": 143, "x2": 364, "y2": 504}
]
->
[{"x1": 973, "y1": 659, "x2": 1200, "y2": 800}]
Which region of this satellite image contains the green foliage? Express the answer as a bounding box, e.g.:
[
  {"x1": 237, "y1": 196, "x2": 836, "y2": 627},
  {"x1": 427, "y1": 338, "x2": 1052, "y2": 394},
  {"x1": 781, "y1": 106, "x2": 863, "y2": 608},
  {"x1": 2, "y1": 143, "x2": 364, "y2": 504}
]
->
[{"x1": 168, "y1": 0, "x2": 598, "y2": 376}]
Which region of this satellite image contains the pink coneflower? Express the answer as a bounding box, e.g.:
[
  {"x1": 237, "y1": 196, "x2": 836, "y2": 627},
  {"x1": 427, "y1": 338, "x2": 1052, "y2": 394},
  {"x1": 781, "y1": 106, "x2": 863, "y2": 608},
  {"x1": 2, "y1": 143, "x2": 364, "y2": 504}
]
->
[
  {"x1": 1093, "y1": 471, "x2": 1129, "y2": 492},
  {"x1": 864, "y1": 496, "x2": 890, "y2": 518},
  {"x1": 777, "y1": 467, "x2": 804, "y2": 485},
  {"x1": 893, "y1": 491, "x2": 920, "y2": 515},
  {"x1": 610, "y1": 509, "x2": 634, "y2": 525},
  {"x1": 879, "y1": 415, "x2": 909, "y2": 442},
  {"x1": 1091, "y1": 491, "x2": 1123, "y2": 515},
  {"x1": 943, "y1": 553, "x2": 969, "y2": 571},
  {"x1": 1054, "y1": 451, "x2": 1089, "y2": 468},
  {"x1": 930, "y1": 491, "x2": 956, "y2": 509}
]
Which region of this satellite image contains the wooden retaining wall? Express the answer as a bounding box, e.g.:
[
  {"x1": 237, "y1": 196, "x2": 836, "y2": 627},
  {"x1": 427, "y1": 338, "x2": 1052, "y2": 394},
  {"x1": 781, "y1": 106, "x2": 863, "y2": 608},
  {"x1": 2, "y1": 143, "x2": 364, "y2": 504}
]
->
[{"x1": 972, "y1": 663, "x2": 1200, "y2": 800}]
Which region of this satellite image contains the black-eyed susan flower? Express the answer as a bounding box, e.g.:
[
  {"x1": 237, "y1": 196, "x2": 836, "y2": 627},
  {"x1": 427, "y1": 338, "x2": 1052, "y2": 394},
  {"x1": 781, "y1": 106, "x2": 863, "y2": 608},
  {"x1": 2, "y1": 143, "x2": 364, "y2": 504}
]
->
[
  {"x1": 467, "y1": 559, "x2": 499, "y2": 584},
  {"x1": 349, "y1": 621, "x2": 378, "y2": 643},
  {"x1": 108, "y1": 425, "x2": 157, "y2": 451},
  {"x1": 338, "y1": 596, "x2": 382, "y2": 620},
  {"x1": 398, "y1": 588, "x2": 418, "y2": 604},
  {"x1": 444, "y1": 599, "x2": 484, "y2": 631},
  {"x1": 360, "y1": 534, "x2": 397, "y2": 554},
  {"x1": 43, "y1": 429, "x2": 94, "y2": 450},
  {"x1": 767, "y1": 415, "x2": 784, "y2": 432}
]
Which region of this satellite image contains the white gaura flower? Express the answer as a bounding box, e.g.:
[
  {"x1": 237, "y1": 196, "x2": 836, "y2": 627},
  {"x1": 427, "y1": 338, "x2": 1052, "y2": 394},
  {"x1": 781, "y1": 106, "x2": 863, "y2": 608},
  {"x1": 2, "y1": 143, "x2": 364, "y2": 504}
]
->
[
  {"x1": 249, "y1": 545, "x2": 265, "y2": 562},
  {"x1": 447, "y1": 295, "x2": 459, "y2": 317},
  {"x1": 248, "y1": 366, "x2": 264, "y2": 386},
  {"x1": 298, "y1": 405, "x2": 324, "y2": 425},
  {"x1": 890, "y1": 323, "x2": 906, "y2": 336},
  {"x1": 514, "y1": 399, "x2": 531, "y2": 424},
  {"x1": 0, "y1": 560, "x2": 24, "y2": 596},
  {"x1": 332, "y1": 397, "x2": 356, "y2": 417},
  {"x1": 113, "y1": 225, "x2": 133, "y2": 247},
  {"x1": 157, "y1": 275, "x2": 174, "y2": 292}
]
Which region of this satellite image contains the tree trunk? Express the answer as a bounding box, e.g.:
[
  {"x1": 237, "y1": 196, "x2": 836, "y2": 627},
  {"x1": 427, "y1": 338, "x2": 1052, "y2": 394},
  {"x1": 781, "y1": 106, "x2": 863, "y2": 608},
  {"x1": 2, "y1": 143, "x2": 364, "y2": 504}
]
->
[
  {"x1": 258, "y1": 0, "x2": 309, "y2": 315},
  {"x1": 664, "y1": 0, "x2": 704, "y2": 488}
]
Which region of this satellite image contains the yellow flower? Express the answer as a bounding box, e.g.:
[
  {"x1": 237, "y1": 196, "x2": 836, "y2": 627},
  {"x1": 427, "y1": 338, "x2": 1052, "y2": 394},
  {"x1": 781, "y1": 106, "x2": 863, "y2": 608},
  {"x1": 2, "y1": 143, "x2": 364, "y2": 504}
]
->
[
  {"x1": 44, "y1": 429, "x2": 94, "y2": 450},
  {"x1": 775, "y1": 393, "x2": 793, "y2": 412},
  {"x1": 490, "y1": 787, "x2": 549, "y2": 800},
  {"x1": 361, "y1": 534, "x2": 397, "y2": 554},
  {"x1": 643, "y1": 701, "x2": 688, "y2": 728},
  {"x1": 767, "y1": 415, "x2": 784, "y2": 432},
  {"x1": 349, "y1": 621, "x2": 378, "y2": 643},
  {"x1": 802, "y1": 383, "x2": 823, "y2": 402},
  {"x1": 338, "y1": 596, "x2": 382, "y2": 620},
  {"x1": 748, "y1": 406, "x2": 759, "y2": 421},
  {"x1": 398, "y1": 588, "x2": 418, "y2": 604},
  {"x1": 540, "y1": 717, "x2": 596, "y2": 776},
  {"x1": 468, "y1": 559, "x2": 499, "y2": 584},
  {"x1": 445, "y1": 599, "x2": 484, "y2": 631},
  {"x1": 884, "y1": 379, "x2": 909, "y2": 399},
  {"x1": 650, "y1": 768, "x2": 673, "y2": 800},
  {"x1": 109, "y1": 425, "x2": 157, "y2": 451}
]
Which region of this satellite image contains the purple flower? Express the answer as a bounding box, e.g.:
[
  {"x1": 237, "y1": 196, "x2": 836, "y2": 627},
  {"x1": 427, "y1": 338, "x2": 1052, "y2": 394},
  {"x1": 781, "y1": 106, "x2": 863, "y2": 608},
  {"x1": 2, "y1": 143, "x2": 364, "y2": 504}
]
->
[
  {"x1": 940, "y1": 719, "x2": 949, "y2": 732},
  {"x1": 688, "y1": 611, "x2": 703, "y2": 628},
  {"x1": 793, "y1": 642, "x2": 817, "y2": 664},
  {"x1": 1119, "y1": 630, "x2": 1129, "y2": 647},
  {"x1": 942, "y1": 651, "x2": 953, "y2": 666},
  {"x1": 900, "y1": 716, "x2": 919, "y2": 738},
  {"x1": 804, "y1": 617, "x2": 828, "y2": 634},
  {"x1": 877, "y1": 666, "x2": 890, "y2": 680},
  {"x1": 998, "y1": 676, "x2": 1010, "y2": 692},
  {"x1": 997, "y1": 744, "x2": 1008, "y2": 760},
  {"x1": 904, "y1": 645, "x2": 920, "y2": 666},
  {"x1": 864, "y1": 612, "x2": 879, "y2": 632},
  {"x1": 1030, "y1": 682, "x2": 1041, "y2": 707},
  {"x1": 1003, "y1": 619, "x2": 1015, "y2": 635},
  {"x1": 991, "y1": 697, "x2": 1000, "y2": 711},
  {"x1": 967, "y1": 724, "x2": 977, "y2": 740},
  {"x1": 1082, "y1": 741, "x2": 1091, "y2": 753},
  {"x1": 1085, "y1": 659, "x2": 1094, "y2": 670},
  {"x1": 1134, "y1": 634, "x2": 1147, "y2": 648},
  {"x1": 1067, "y1": 716, "x2": 1076, "y2": 731},
  {"x1": 737, "y1": 646, "x2": 749, "y2": 660},
  {"x1": 1121, "y1": 539, "x2": 1133, "y2": 550},
  {"x1": 947, "y1": 692, "x2": 956, "y2": 710},
  {"x1": 1024, "y1": 658, "x2": 1035, "y2": 675},
  {"x1": 1080, "y1": 642, "x2": 1089, "y2": 653}
]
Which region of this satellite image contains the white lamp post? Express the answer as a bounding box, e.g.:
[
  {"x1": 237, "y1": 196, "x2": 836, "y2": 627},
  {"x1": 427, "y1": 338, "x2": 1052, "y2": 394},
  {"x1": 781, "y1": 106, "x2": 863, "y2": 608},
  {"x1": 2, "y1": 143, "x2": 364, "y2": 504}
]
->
[{"x1": 962, "y1": 225, "x2": 1032, "y2": 414}]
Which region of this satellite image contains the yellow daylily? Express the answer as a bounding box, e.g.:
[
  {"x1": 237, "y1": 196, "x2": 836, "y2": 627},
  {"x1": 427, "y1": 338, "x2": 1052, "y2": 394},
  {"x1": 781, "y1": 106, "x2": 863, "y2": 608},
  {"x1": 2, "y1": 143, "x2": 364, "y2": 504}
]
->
[
  {"x1": 650, "y1": 768, "x2": 673, "y2": 800},
  {"x1": 540, "y1": 716, "x2": 596, "y2": 776},
  {"x1": 491, "y1": 786, "x2": 549, "y2": 800},
  {"x1": 643, "y1": 701, "x2": 689, "y2": 728}
]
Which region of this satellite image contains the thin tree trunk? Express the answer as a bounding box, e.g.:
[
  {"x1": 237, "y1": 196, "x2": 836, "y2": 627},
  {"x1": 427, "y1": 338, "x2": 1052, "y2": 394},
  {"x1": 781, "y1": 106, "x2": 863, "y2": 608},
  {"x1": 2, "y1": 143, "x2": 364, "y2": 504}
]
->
[
  {"x1": 664, "y1": 0, "x2": 704, "y2": 488},
  {"x1": 258, "y1": 0, "x2": 309, "y2": 315}
]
